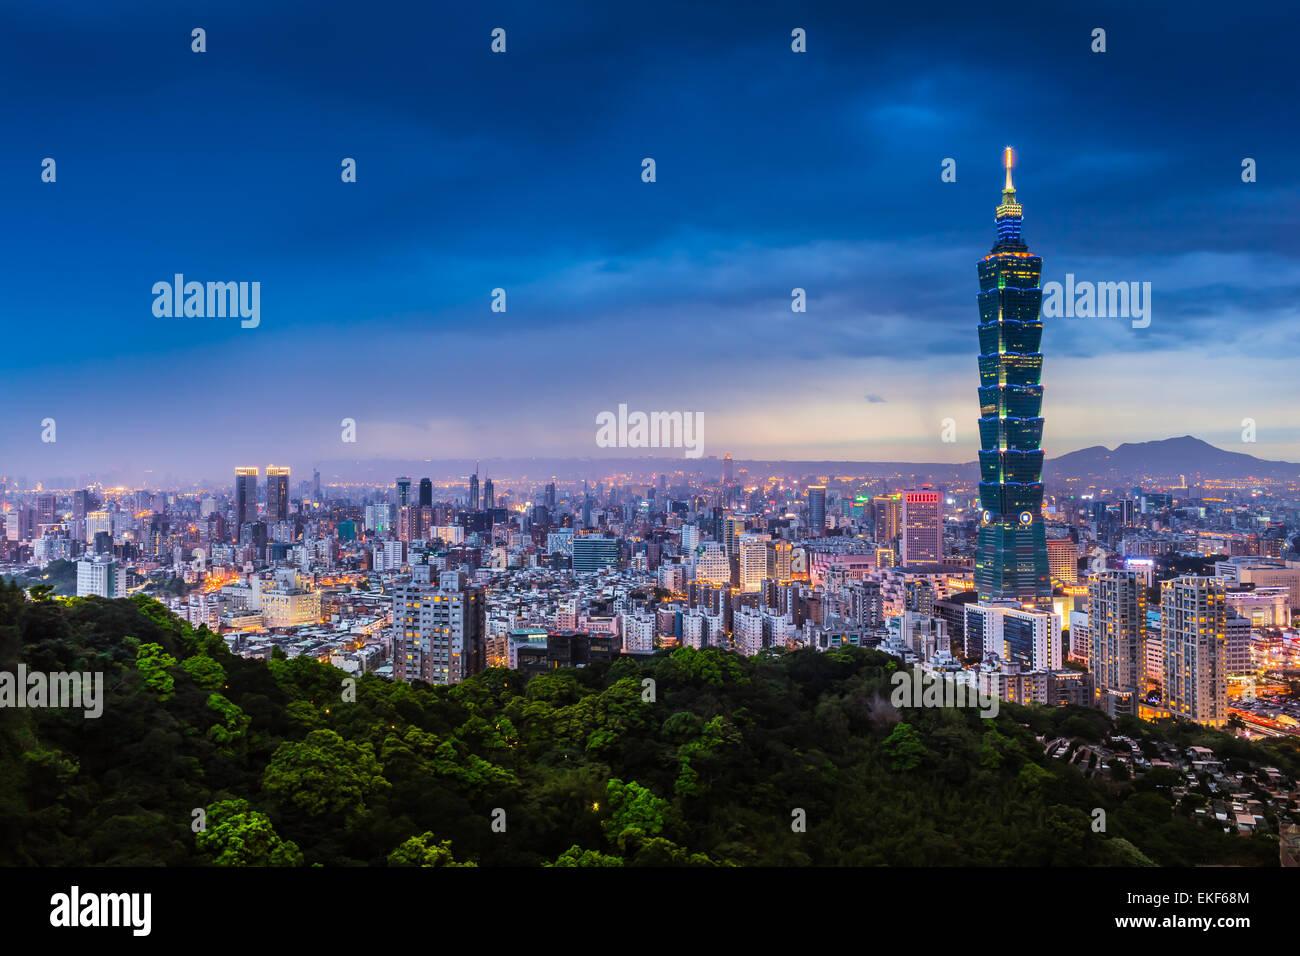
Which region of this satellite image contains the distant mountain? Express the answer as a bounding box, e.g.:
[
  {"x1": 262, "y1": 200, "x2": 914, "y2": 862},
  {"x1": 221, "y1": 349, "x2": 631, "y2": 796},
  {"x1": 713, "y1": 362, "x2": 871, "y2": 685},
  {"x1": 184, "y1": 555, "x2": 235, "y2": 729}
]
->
[
  {"x1": 302, "y1": 437, "x2": 1298, "y2": 486},
  {"x1": 1045, "y1": 436, "x2": 1300, "y2": 481}
]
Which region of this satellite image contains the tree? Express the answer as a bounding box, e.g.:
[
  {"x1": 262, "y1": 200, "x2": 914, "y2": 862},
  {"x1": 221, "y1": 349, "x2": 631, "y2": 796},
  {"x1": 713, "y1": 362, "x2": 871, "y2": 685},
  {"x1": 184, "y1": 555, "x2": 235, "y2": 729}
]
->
[
  {"x1": 387, "y1": 833, "x2": 476, "y2": 867},
  {"x1": 881, "y1": 722, "x2": 928, "y2": 772},
  {"x1": 195, "y1": 799, "x2": 304, "y2": 866},
  {"x1": 136, "y1": 642, "x2": 177, "y2": 700},
  {"x1": 549, "y1": 845, "x2": 624, "y2": 867},
  {"x1": 262, "y1": 729, "x2": 390, "y2": 821}
]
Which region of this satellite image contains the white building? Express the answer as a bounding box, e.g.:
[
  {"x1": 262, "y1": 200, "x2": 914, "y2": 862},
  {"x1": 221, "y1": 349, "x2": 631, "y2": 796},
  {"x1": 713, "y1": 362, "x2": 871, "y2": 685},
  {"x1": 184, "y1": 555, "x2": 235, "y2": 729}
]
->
[{"x1": 76, "y1": 558, "x2": 126, "y2": 599}]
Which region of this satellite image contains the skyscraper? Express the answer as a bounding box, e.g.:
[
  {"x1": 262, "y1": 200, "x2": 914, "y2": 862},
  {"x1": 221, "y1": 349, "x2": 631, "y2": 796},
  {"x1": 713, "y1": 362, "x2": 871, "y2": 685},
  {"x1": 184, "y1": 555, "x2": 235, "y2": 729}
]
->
[
  {"x1": 484, "y1": 478, "x2": 495, "y2": 509},
  {"x1": 901, "y1": 490, "x2": 941, "y2": 566},
  {"x1": 266, "y1": 466, "x2": 290, "y2": 523},
  {"x1": 312, "y1": 468, "x2": 321, "y2": 502},
  {"x1": 395, "y1": 476, "x2": 412, "y2": 508},
  {"x1": 807, "y1": 486, "x2": 826, "y2": 537},
  {"x1": 234, "y1": 467, "x2": 258, "y2": 538},
  {"x1": 974, "y1": 148, "x2": 1051, "y2": 607},
  {"x1": 469, "y1": 471, "x2": 480, "y2": 511},
  {"x1": 418, "y1": 477, "x2": 432, "y2": 508}
]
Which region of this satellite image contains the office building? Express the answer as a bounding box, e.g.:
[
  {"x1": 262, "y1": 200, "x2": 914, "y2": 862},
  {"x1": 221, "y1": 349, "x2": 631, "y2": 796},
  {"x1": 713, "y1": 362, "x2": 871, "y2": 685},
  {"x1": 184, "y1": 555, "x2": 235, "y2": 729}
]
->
[
  {"x1": 963, "y1": 601, "x2": 1062, "y2": 671},
  {"x1": 901, "y1": 490, "x2": 941, "y2": 566},
  {"x1": 572, "y1": 534, "x2": 619, "y2": 573}
]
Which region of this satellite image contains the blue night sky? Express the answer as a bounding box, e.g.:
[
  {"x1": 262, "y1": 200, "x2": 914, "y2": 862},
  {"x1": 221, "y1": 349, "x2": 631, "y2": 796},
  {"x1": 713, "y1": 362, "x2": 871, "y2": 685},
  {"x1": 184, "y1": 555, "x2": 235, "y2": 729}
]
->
[{"x1": 2, "y1": 0, "x2": 1297, "y2": 483}]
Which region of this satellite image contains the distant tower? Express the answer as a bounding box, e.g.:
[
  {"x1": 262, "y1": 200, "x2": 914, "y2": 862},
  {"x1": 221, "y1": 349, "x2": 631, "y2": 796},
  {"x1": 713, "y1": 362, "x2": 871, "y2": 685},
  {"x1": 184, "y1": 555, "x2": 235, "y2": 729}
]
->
[
  {"x1": 807, "y1": 486, "x2": 826, "y2": 537},
  {"x1": 266, "y1": 466, "x2": 290, "y2": 523},
  {"x1": 469, "y1": 463, "x2": 480, "y2": 511},
  {"x1": 545, "y1": 481, "x2": 557, "y2": 511},
  {"x1": 484, "y1": 478, "x2": 495, "y2": 509},
  {"x1": 234, "y1": 467, "x2": 259, "y2": 539},
  {"x1": 312, "y1": 468, "x2": 321, "y2": 502},
  {"x1": 418, "y1": 477, "x2": 433, "y2": 508},
  {"x1": 395, "y1": 476, "x2": 412, "y2": 508},
  {"x1": 723, "y1": 453, "x2": 734, "y2": 484}
]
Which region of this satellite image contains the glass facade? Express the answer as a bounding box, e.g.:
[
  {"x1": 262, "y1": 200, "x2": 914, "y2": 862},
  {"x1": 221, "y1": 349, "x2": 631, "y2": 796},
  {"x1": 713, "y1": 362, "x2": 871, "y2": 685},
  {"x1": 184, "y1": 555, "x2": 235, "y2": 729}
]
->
[{"x1": 974, "y1": 152, "x2": 1052, "y2": 607}]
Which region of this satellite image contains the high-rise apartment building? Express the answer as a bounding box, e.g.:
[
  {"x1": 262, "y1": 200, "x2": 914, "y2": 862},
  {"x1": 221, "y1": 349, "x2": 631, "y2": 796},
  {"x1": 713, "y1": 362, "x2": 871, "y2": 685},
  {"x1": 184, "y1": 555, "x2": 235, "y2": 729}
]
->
[
  {"x1": 1162, "y1": 576, "x2": 1227, "y2": 727},
  {"x1": 974, "y1": 150, "x2": 1051, "y2": 608},
  {"x1": 738, "y1": 533, "x2": 768, "y2": 591},
  {"x1": 1089, "y1": 570, "x2": 1145, "y2": 717},
  {"x1": 392, "y1": 583, "x2": 485, "y2": 685}
]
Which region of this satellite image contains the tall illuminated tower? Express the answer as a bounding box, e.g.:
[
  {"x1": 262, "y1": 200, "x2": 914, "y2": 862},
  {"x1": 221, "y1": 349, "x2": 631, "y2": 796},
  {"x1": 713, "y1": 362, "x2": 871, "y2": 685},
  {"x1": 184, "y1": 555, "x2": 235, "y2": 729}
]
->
[
  {"x1": 234, "y1": 466, "x2": 258, "y2": 539},
  {"x1": 975, "y1": 148, "x2": 1051, "y2": 607},
  {"x1": 266, "y1": 466, "x2": 290, "y2": 522}
]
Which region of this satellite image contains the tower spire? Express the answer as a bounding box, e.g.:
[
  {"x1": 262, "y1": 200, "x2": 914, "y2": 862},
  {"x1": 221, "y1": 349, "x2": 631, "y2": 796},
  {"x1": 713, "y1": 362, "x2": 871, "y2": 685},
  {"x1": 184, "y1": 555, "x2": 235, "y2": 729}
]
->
[{"x1": 1003, "y1": 146, "x2": 1015, "y2": 194}]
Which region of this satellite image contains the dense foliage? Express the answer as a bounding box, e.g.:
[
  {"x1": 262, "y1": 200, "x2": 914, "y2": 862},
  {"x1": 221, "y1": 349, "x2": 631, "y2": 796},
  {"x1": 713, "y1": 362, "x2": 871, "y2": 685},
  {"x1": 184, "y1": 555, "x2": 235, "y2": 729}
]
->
[{"x1": 0, "y1": 583, "x2": 1288, "y2": 866}]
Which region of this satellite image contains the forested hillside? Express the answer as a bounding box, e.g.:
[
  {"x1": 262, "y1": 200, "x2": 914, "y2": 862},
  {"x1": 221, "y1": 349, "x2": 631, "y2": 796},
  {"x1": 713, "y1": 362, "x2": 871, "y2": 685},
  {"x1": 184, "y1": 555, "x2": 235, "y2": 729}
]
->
[{"x1": 0, "y1": 583, "x2": 1288, "y2": 866}]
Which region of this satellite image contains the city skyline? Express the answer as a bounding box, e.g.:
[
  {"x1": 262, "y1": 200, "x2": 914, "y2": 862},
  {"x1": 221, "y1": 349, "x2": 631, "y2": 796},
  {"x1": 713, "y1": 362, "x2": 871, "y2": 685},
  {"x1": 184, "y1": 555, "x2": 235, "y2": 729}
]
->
[{"x1": 1, "y1": 1, "x2": 1297, "y2": 478}]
